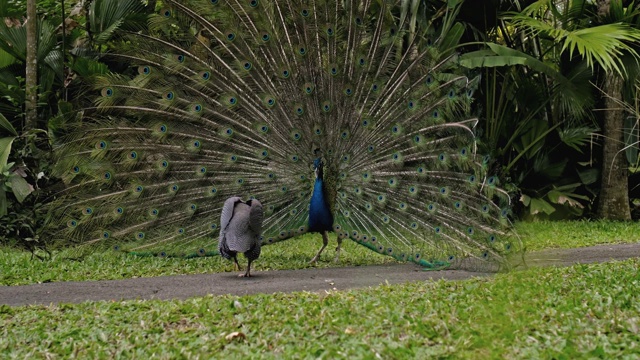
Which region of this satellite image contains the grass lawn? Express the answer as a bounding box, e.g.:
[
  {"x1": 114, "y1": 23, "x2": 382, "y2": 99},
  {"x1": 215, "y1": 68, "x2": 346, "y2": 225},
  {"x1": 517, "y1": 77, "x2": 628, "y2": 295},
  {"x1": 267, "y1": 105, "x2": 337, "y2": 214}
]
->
[
  {"x1": 1, "y1": 220, "x2": 639, "y2": 358},
  {"x1": 1, "y1": 259, "x2": 639, "y2": 358}
]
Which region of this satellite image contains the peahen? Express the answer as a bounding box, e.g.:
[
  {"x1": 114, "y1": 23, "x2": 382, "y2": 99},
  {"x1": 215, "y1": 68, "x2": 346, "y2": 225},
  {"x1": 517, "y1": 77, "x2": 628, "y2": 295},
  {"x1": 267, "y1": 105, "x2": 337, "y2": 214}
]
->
[
  {"x1": 47, "y1": 0, "x2": 524, "y2": 271},
  {"x1": 219, "y1": 197, "x2": 263, "y2": 277}
]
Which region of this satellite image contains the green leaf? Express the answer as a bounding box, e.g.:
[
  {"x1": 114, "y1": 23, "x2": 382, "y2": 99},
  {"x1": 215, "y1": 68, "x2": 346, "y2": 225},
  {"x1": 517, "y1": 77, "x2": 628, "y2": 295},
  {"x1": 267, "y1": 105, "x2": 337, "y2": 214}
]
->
[
  {"x1": 90, "y1": 0, "x2": 147, "y2": 45},
  {"x1": 558, "y1": 126, "x2": 597, "y2": 153},
  {"x1": 440, "y1": 22, "x2": 464, "y2": 55},
  {"x1": 509, "y1": 14, "x2": 640, "y2": 77},
  {"x1": 7, "y1": 172, "x2": 34, "y2": 203},
  {"x1": 0, "y1": 112, "x2": 17, "y2": 136},
  {"x1": 548, "y1": 189, "x2": 587, "y2": 209},
  {"x1": 69, "y1": 57, "x2": 110, "y2": 78},
  {"x1": 0, "y1": 136, "x2": 15, "y2": 170},
  {"x1": 0, "y1": 46, "x2": 16, "y2": 69},
  {"x1": 532, "y1": 156, "x2": 568, "y2": 180},
  {"x1": 529, "y1": 198, "x2": 556, "y2": 215},
  {"x1": 577, "y1": 168, "x2": 599, "y2": 185},
  {"x1": 460, "y1": 43, "x2": 561, "y2": 78}
]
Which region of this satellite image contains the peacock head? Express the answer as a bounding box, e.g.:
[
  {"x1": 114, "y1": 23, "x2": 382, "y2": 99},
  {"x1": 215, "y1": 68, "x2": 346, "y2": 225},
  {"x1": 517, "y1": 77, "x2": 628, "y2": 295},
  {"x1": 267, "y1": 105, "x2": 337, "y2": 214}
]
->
[{"x1": 313, "y1": 148, "x2": 324, "y2": 179}]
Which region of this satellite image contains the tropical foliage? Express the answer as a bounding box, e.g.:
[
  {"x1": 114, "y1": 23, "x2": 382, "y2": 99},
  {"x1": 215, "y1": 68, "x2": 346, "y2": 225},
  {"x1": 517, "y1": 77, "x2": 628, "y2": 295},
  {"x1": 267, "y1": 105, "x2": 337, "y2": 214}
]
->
[{"x1": 459, "y1": 0, "x2": 640, "y2": 219}]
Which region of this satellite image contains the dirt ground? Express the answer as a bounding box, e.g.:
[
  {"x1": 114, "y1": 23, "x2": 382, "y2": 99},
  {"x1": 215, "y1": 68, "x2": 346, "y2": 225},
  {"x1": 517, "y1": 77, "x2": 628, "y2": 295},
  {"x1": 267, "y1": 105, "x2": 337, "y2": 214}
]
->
[{"x1": 1, "y1": 243, "x2": 639, "y2": 307}]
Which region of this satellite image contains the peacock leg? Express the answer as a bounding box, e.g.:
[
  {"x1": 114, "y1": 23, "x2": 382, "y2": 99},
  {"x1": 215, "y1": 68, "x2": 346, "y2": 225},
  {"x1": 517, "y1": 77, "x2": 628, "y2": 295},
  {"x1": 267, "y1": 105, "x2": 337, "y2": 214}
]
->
[
  {"x1": 334, "y1": 235, "x2": 343, "y2": 263},
  {"x1": 309, "y1": 231, "x2": 329, "y2": 264},
  {"x1": 241, "y1": 260, "x2": 252, "y2": 277}
]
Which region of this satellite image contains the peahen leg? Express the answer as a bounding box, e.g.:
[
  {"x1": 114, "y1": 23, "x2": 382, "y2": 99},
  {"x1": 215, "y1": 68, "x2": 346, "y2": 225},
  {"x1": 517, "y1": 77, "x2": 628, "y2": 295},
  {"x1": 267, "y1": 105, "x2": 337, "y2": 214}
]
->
[
  {"x1": 334, "y1": 235, "x2": 343, "y2": 263},
  {"x1": 309, "y1": 231, "x2": 329, "y2": 264},
  {"x1": 233, "y1": 256, "x2": 242, "y2": 272},
  {"x1": 240, "y1": 259, "x2": 252, "y2": 278}
]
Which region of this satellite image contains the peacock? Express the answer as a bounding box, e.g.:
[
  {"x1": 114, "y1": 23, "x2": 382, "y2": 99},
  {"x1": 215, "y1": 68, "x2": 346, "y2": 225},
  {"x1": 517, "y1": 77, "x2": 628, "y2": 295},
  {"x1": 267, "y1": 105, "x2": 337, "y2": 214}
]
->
[
  {"x1": 47, "y1": 0, "x2": 524, "y2": 271},
  {"x1": 219, "y1": 197, "x2": 263, "y2": 277}
]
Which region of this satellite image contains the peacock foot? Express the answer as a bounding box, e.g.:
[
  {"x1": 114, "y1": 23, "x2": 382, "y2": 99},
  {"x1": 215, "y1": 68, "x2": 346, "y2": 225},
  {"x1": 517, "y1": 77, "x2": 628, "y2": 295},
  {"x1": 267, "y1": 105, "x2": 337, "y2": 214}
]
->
[{"x1": 334, "y1": 246, "x2": 341, "y2": 263}]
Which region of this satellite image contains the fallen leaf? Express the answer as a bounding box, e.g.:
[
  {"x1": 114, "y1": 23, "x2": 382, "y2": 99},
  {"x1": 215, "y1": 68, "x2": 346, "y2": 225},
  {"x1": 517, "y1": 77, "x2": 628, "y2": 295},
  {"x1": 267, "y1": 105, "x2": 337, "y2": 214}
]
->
[{"x1": 225, "y1": 332, "x2": 246, "y2": 341}]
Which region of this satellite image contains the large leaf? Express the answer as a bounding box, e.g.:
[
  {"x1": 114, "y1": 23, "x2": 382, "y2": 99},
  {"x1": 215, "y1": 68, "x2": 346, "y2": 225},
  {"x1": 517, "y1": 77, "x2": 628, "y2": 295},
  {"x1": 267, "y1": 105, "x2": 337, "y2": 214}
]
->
[
  {"x1": 0, "y1": 136, "x2": 15, "y2": 170},
  {"x1": 7, "y1": 172, "x2": 34, "y2": 203},
  {"x1": 0, "y1": 47, "x2": 16, "y2": 69},
  {"x1": 0, "y1": 20, "x2": 26, "y2": 60},
  {"x1": 0, "y1": 18, "x2": 64, "y2": 93},
  {"x1": 527, "y1": 197, "x2": 556, "y2": 215},
  {"x1": 533, "y1": 156, "x2": 568, "y2": 180},
  {"x1": 0, "y1": 112, "x2": 17, "y2": 136},
  {"x1": 90, "y1": 0, "x2": 147, "y2": 45},
  {"x1": 547, "y1": 183, "x2": 590, "y2": 213},
  {"x1": 509, "y1": 14, "x2": 640, "y2": 77},
  {"x1": 460, "y1": 43, "x2": 561, "y2": 76},
  {"x1": 69, "y1": 56, "x2": 109, "y2": 78},
  {"x1": 558, "y1": 126, "x2": 598, "y2": 153},
  {"x1": 577, "y1": 168, "x2": 599, "y2": 185},
  {"x1": 440, "y1": 22, "x2": 465, "y2": 55},
  {"x1": 514, "y1": 119, "x2": 549, "y2": 160}
]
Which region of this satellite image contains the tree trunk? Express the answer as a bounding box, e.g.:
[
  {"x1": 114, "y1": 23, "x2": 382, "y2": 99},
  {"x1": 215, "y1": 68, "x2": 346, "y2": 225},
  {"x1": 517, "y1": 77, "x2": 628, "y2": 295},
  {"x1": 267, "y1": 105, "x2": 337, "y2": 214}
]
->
[
  {"x1": 596, "y1": 0, "x2": 631, "y2": 220},
  {"x1": 597, "y1": 75, "x2": 631, "y2": 220},
  {"x1": 25, "y1": 0, "x2": 38, "y2": 131}
]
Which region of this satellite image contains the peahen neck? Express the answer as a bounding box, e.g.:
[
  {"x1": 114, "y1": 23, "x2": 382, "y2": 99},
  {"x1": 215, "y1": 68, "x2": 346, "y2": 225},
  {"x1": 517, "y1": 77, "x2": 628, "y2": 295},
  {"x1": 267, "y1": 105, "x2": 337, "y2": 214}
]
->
[{"x1": 308, "y1": 158, "x2": 334, "y2": 232}]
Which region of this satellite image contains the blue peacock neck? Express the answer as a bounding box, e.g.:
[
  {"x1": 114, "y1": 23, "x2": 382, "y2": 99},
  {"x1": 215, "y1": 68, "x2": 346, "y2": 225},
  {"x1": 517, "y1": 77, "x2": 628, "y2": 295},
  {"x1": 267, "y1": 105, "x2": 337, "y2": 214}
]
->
[{"x1": 308, "y1": 157, "x2": 334, "y2": 232}]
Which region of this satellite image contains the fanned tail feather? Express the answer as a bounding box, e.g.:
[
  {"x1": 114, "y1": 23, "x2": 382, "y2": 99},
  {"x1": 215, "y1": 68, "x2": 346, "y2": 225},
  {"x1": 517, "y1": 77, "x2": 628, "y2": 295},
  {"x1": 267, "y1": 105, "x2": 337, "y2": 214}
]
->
[{"x1": 46, "y1": 0, "x2": 523, "y2": 270}]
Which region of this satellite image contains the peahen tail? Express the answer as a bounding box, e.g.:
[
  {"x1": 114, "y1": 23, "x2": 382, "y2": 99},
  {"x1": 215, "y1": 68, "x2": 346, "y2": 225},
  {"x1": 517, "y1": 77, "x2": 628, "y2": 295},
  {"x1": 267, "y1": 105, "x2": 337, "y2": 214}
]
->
[{"x1": 46, "y1": 0, "x2": 523, "y2": 270}]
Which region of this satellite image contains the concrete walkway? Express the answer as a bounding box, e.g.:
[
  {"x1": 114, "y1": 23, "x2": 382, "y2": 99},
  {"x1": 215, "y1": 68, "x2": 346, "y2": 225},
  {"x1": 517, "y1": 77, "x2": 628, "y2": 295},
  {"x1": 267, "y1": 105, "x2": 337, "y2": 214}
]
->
[{"x1": 1, "y1": 243, "x2": 639, "y2": 307}]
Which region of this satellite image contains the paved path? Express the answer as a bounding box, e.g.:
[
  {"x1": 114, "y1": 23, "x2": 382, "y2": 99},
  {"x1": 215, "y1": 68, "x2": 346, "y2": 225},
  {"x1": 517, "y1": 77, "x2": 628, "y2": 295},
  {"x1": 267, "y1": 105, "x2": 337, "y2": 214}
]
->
[{"x1": 1, "y1": 243, "x2": 639, "y2": 307}]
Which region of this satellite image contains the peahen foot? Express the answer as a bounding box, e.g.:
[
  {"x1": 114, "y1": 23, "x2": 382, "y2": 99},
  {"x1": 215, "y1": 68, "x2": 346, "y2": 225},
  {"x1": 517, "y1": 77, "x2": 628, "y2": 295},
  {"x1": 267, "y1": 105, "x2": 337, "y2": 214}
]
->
[{"x1": 239, "y1": 261, "x2": 252, "y2": 277}]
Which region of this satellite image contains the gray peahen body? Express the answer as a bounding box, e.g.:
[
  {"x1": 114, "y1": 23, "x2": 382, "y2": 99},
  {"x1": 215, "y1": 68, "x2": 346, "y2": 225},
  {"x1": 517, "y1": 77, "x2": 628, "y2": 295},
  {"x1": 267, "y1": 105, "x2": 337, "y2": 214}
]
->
[
  {"x1": 47, "y1": 0, "x2": 523, "y2": 271},
  {"x1": 219, "y1": 197, "x2": 263, "y2": 277}
]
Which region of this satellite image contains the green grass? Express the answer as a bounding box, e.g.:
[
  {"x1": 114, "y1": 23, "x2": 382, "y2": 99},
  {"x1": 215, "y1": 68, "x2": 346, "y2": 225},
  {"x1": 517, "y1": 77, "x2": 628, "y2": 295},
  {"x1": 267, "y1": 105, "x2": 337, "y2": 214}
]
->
[
  {"x1": 1, "y1": 220, "x2": 638, "y2": 286},
  {"x1": 2, "y1": 259, "x2": 639, "y2": 358},
  {"x1": 0, "y1": 233, "x2": 395, "y2": 286},
  {"x1": 517, "y1": 220, "x2": 640, "y2": 251}
]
